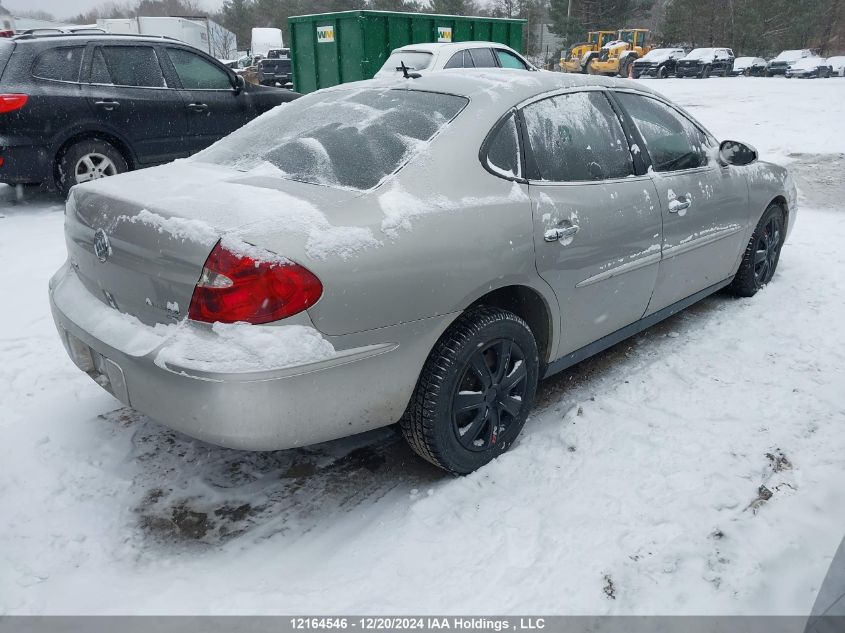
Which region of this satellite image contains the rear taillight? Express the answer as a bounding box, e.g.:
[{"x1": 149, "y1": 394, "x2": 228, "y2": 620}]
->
[
  {"x1": 0, "y1": 94, "x2": 28, "y2": 114},
  {"x1": 188, "y1": 242, "x2": 323, "y2": 324}
]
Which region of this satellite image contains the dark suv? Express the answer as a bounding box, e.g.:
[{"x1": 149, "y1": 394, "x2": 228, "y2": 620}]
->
[{"x1": 0, "y1": 33, "x2": 299, "y2": 195}]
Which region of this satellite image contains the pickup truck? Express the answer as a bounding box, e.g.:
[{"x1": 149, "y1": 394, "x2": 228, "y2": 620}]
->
[{"x1": 258, "y1": 48, "x2": 293, "y2": 88}]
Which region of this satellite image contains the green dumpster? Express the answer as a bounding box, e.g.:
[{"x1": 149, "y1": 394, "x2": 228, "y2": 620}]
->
[{"x1": 288, "y1": 10, "x2": 526, "y2": 93}]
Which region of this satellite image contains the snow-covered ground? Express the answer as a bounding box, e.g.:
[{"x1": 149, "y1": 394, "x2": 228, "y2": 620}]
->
[{"x1": 1, "y1": 78, "x2": 844, "y2": 615}]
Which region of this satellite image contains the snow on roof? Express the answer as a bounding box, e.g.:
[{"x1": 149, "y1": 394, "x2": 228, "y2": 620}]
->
[{"x1": 390, "y1": 41, "x2": 513, "y2": 54}]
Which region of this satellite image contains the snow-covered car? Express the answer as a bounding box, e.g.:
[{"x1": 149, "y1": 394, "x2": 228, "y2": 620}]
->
[
  {"x1": 373, "y1": 42, "x2": 536, "y2": 78},
  {"x1": 49, "y1": 70, "x2": 796, "y2": 474},
  {"x1": 766, "y1": 49, "x2": 813, "y2": 75},
  {"x1": 729, "y1": 56, "x2": 768, "y2": 76},
  {"x1": 786, "y1": 56, "x2": 833, "y2": 78},
  {"x1": 675, "y1": 47, "x2": 735, "y2": 78},
  {"x1": 829, "y1": 56, "x2": 845, "y2": 76},
  {"x1": 631, "y1": 48, "x2": 686, "y2": 78}
]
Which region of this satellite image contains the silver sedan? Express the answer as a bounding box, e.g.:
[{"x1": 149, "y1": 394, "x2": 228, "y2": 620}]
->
[{"x1": 50, "y1": 70, "x2": 797, "y2": 474}]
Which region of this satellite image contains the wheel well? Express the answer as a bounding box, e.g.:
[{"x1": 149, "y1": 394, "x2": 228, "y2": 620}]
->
[
  {"x1": 770, "y1": 194, "x2": 789, "y2": 225},
  {"x1": 470, "y1": 285, "x2": 553, "y2": 365},
  {"x1": 53, "y1": 131, "x2": 135, "y2": 184}
]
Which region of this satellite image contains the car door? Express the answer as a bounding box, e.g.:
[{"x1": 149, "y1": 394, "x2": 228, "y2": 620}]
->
[
  {"x1": 161, "y1": 46, "x2": 253, "y2": 154},
  {"x1": 612, "y1": 90, "x2": 750, "y2": 315},
  {"x1": 84, "y1": 43, "x2": 189, "y2": 164},
  {"x1": 521, "y1": 89, "x2": 663, "y2": 357}
]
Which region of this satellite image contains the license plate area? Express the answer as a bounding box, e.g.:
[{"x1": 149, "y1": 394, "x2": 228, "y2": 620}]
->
[{"x1": 63, "y1": 330, "x2": 130, "y2": 405}]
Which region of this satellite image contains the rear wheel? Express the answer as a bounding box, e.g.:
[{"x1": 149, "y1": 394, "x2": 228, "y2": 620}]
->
[
  {"x1": 57, "y1": 139, "x2": 128, "y2": 197},
  {"x1": 657, "y1": 65, "x2": 669, "y2": 79},
  {"x1": 401, "y1": 307, "x2": 539, "y2": 475},
  {"x1": 728, "y1": 204, "x2": 786, "y2": 297}
]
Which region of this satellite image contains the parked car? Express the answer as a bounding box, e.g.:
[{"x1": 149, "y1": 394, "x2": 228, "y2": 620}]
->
[
  {"x1": 631, "y1": 47, "x2": 686, "y2": 78},
  {"x1": 729, "y1": 56, "x2": 768, "y2": 76},
  {"x1": 675, "y1": 47, "x2": 735, "y2": 77},
  {"x1": 373, "y1": 42, "x2": 536, "y2": 78},
  {"x1": 786, "y1": 56, "x2": 834, "y2": 78},
  {"x1": 829, "y1": 56, "x2": 845, "y2": 77},
  {"x1": 257, "y1": 47, "x2": 292, "y2": 88},
  {"x1": 0, "y1": 33, "x2": 299, "y2": 195},
  {"x1": 50, "y1": 70, "x2": 796, "y2": 474},
  {"x1": 766, "y1": 49, "x2": 813, "y2": 76}
]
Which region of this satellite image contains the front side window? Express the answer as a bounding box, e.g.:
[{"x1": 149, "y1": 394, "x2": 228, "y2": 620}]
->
[
  {"x1": 496, "y1": 49, "x2": 528, "y2": 70},
  {"x1": 32, "y1": 47, "x2": 84, "y2": 82},
  {"x1": 485, "y1": 112, "x2": 521, "y2": 178},
  {"x1": 167, "y1": 48, "x2": 231, "y2": 90},
  {"x1": 196, "y1": 88, "x2": 468, "y2": 191},
  {"x1": 615, "y1": 92, "x2": 711, "y2": 172},
  {"x1": 469, "y1": 48, "x2": 497, "y2": 68},
  {"x1": 90, "y1": 46, "x2": 166, "y2": 88},
  {"x1": 522, "y1": 91, "x2": 633, "y2": 182}
]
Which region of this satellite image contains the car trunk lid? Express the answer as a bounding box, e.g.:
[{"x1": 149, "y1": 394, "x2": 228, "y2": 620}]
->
[{"x1": 66, "y1": 160, "x2": 360, "y2": 327}]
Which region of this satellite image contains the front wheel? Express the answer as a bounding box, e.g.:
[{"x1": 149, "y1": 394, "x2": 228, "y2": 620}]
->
[
  {"x1": 657, "y1": 65, "x2": 668, "y2": 79},
  {"x1": 401, "y1": 307, "x2": 540, "y2": 475},
  {"x1": 728, "y1": 204, "x2": 786, "y2": 297}
]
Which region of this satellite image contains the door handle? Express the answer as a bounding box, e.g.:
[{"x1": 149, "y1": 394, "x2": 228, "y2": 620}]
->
[
  {"x1": 94, "y1": 100, "x2": 120, "y2": 111},
  {"x1": 187, "y1": 103, "x2": 209, "y2": 112},
  {"x1": 668, "y1": 199, "x2": 691, "y2": 213},
  {"x1": 544, "y1": 225, "x2": 580, "y2": 242}
]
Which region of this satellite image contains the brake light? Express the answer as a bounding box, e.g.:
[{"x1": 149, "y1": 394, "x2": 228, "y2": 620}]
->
[
  {"x1": 0, "y1": 30, "x2": 14, "y2": 38},
  {"x1": 0, "y1": 94, "x2": 28, "y2": 114},
  {"x1": 188, "y1": 242, "x2": 323, "y2": 324}
]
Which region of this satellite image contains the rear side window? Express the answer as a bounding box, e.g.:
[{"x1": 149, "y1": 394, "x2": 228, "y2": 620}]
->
[
  {"x1": 445, "y1": 50, "x2": 471, "y2": 69},
  {"x1": 485, "y1": 113, "x2": 521, "y2": 178},
  {"x1": 90, "y1": 46, "x2": 166, "y2": 88},
  {"x1": 496, "y1": 49, "x2": 528, "y2": 70},
  {"x1": 166, "y1": 48, "x2": 231, "y2": 90},
  {"x1": 196, "y1": 88, "x2": 468, "y2": 190},
  {"x1": 32, "y1": 47, "x2": 84, "y2": 82},
  {"x1": 522, "y1": 91, "x2": 633, "y2": 182},
  {"x1": 615, "y1": 92, "x2": 711, "y2": 172},
  {"x1": 469, "y1": 48, "x2": 497, "y2": 68}
]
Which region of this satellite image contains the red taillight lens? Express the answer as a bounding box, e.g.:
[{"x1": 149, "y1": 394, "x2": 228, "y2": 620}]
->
[
  {"x1": 0, "y1": 94, "x2": 28, "y2": 114},
  {"x1": 188, "y1": 242, "x2": 323, "y2": 324}
]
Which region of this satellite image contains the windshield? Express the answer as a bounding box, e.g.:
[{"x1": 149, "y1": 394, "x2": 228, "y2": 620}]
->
[
  {"x1": 685, "y1": 48, "x2": 715, "y2": 60},
  {"x1": 195, "y1": 88, "x2": 468, "y2": 191},
  {"x1": 774, "y1": 50, "x2": 806, "y2": 62},
  {"x1": 381, "y1": 51, "x2": 433, "y2": 73},
  {"x1": 733, "y1": 57, "x2": 754, "y2": 68},
  {"x1": 792, "y1": 57, "x2": 821, "y2": 69},
  {"x1": 642, "y1": 48, "x2": 675, "y2": 60},
  {"x1": 588, "y1": 33, "x2": 598, "y2": 44}
]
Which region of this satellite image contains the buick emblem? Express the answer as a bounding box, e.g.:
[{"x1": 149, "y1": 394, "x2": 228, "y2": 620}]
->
[{"x1": 93, "y1": 228, "x2": 111, "y2": 263}]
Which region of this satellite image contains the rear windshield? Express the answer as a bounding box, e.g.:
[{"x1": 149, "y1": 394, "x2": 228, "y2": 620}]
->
[
  {"x1": 381, "y1": 51, "x2": 433, "y2": 73},
  {"x1": 196, "y1": 88, "x2": 468, "y2": 190},
  {"x1": 774, "y1": 50, "x2": 805, "y2": 62}
]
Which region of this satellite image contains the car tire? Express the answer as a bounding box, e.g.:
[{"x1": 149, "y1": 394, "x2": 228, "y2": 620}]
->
[
  {"x1": 400, "y1": 306, "x2": 540, "y2": 475},
  {"x1": 57, "y1": 139, "x2": 128, "y2": 197},
  {"x1": 728, "y1": 203, "x2": 786, "y2": 297},
  {"x1": 657, "y1": 65, "x2": 668, "y2": 79}
]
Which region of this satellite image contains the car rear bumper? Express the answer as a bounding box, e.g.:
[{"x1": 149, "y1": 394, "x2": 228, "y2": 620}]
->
[
  {"x1": 0, "y1": 137, "x2": 51, "y2": 185},
  {"x1": 49, "y1": 263, "x2": 452, "y2": 451}
]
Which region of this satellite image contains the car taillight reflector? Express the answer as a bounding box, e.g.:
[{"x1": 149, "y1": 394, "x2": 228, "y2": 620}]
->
[
  {"x1": 188, "y1": 242, "x2": 323, "y2": 324},
  {"x1": 0, "y1": 94, "x2": 28, "y2": 114}
]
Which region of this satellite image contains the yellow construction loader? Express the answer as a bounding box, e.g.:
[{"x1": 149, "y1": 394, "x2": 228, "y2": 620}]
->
[
  {"x1": 587, "y1": 28, "x2": 652, "y2": 77},
  {"x1": 560, "y1": 30, "x2": 617, "y2": 73}
]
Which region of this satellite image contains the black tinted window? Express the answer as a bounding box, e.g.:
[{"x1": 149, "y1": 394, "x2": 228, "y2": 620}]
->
[
  {"x1": 32, "y1": 47, "x2": 84, "y2": 82},
  {"x1": 91, "y1": 46, "x2": 166, "y2": 88},
  {"x1": 486, "y1": 113, "x2": 521, "y2": 178},
  {"x1": 522, "y1": 91, "x2": 633, "y2": 182},
  {"x1": 615, "y1": 92, "x2": 710, "y2": 172},
  {"x1": 469, "y1": 48, "x2": 497, "y2": 68},
  {"x1": 444, "y1": 51, "x2": 466, "y2": 69},
  {"x1": 167, "y1": 48, "x2": 231, "y2": 90},
  {"x1": 197, "y1": 89, "x2": 468, "y2": 190}
]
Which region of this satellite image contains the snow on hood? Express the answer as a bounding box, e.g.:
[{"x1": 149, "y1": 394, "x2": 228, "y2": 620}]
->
[
  {"x1": 773, "y1": 50, "x2": 809, "y2": 62},
  {"x1": 733, "y1": 57, "x2": 759, "y2": 69},
  {"x1": 790, "y1": 56, "x2": 824, "y2": 70},
  {"x1": 640, "y1": 48, "x2": 682, "y2": 63}
]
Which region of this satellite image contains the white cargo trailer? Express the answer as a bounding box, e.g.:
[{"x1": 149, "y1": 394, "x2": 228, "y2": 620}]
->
[{"x1": 96, "y1": 16, "x2": 237, "y2": 58}]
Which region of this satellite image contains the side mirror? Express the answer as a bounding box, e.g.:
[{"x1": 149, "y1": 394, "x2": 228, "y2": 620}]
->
[
  {"x1": 718, "y1": 140, "x2": 758, "y2": 166},
  {"x1": 232, "y1": 73, "x2": 246, "y2": 95}
]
